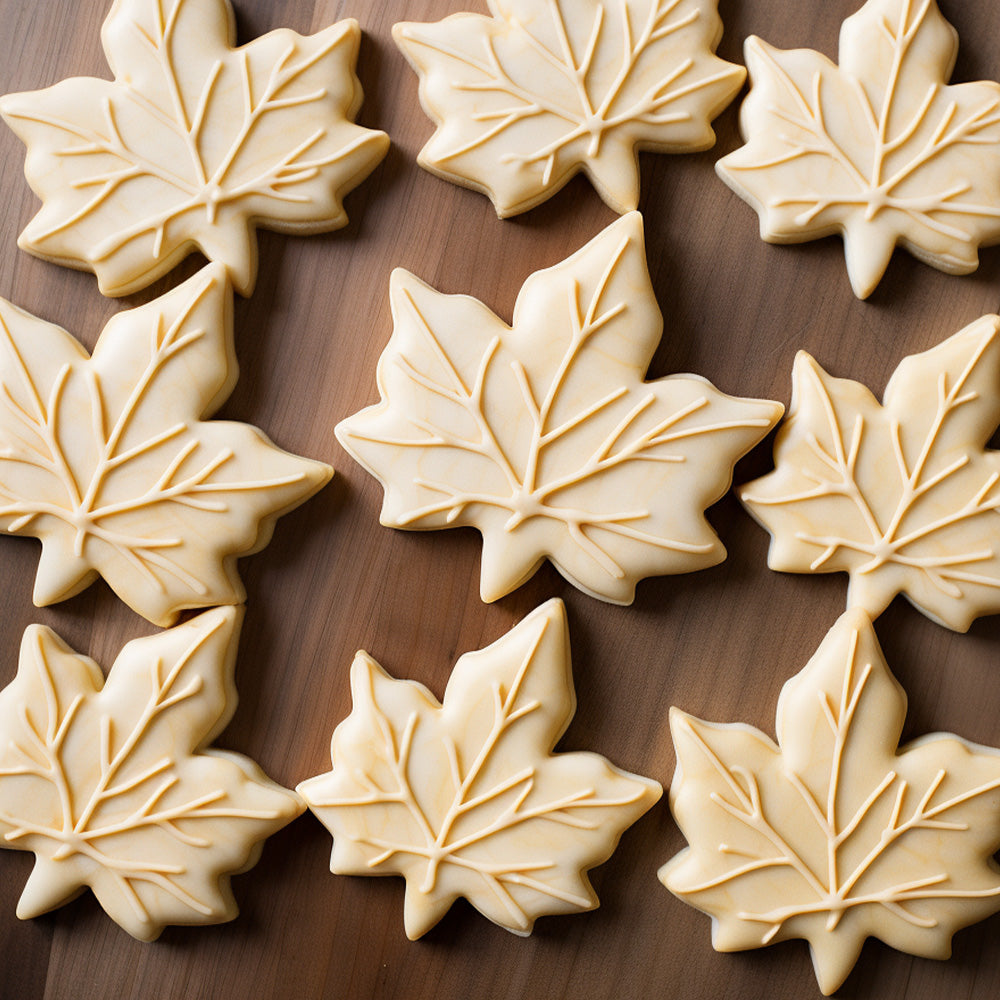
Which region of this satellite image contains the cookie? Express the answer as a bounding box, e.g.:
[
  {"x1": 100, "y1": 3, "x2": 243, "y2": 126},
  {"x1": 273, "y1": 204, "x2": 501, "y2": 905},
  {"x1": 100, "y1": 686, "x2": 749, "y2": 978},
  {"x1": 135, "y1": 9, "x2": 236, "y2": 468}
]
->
[
  {"x1": 0, "y1": 264, "x2": 332, "y2": 625},
  {"x1": 0, "y1": 0, "x2": 389, "y2": 296},
  {"x1": 394, "y1": 0, "x2": 744, "y2": 216},
  {"x1": 741, "y1": 315, "x2": 1000, "y2": 632},
  {"x1": 336, "y1": 212, "x2": 782, "y2": 605},
  {"x1": 0, "y1": 606, "x2": 304, "y2": 941},
  {"x1": 660, "y1": 607, "x2": 1000, "y2": 995},
  {"x1": 297, "y1": 599, "x2": 661, "y2": 939},
  {"x1": 716, "y1": 0, "x2": 1000, "y2": 298}
]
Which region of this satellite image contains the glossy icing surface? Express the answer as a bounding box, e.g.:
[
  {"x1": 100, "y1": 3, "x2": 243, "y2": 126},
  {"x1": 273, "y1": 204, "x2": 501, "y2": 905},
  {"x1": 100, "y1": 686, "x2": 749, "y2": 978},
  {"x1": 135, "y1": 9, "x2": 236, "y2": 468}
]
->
[{"x1": 741, "y1": 315, "x2": 1000, "y2": 632}]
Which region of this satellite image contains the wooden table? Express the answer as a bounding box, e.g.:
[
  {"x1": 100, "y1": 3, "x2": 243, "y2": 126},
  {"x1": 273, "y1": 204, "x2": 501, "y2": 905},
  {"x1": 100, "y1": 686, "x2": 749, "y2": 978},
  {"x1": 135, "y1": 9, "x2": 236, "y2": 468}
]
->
[{"x1": 2, "y1": 1, "x2": 1000, "y2": 997}]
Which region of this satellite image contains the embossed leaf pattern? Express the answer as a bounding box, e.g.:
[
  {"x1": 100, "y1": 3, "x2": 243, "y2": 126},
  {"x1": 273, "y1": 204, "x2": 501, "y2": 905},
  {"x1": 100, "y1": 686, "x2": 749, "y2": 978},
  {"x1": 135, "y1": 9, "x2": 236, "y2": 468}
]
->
[
  {"x1": 394, "y1": 0, "x2": 744, "y2": 216},
  {"x1": 661, "y1": 609, "x2": 1000, "y2": 995},
  {"x1": 741, "y1": 316, "x2": 1000, "y2": 632},
  {"x1": 0, "y1": 264, "x2": 331, "y2": 626},
  {"x1": 717, "y1": 0, "x2": 1000, "y2": 298},
  {"x1": 336, "y1": 213, "x2": 782, "y2": 604},
  {"x1": 298, "y1": 600, "x2": 661, "y2": 939},
  {"x1": 0, "y1": 607, "x2": 303, "y2": 941},
  {"x1": 0, "y1": 0, "x2": 389, "y2": 295}
]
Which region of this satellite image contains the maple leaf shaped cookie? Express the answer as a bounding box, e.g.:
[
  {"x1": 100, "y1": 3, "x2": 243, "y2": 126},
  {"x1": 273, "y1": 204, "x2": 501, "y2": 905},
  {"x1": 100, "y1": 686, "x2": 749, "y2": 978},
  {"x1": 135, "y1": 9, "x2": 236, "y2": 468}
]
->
[
  {"x1": 394, "y1": 0, "x2": 745, "y2": 217},
  {"x1": 741, "y1": 315, "x2": 1000, "y2": 632},
  {"x1": 0, "y1": 264, "x2": 331, "y2": 626},
  {"x1": 660, "y1": 608, "x2": 1000, "y2": 995},
  {"x1": 0, "y1": 0, "x2": 389, "y2": 296},
  {"x1": 0, "y1": 607, "x2": 303, "y2": 941},
  {"x1": 297, "y1": 599, "x2": 661, "y2": 939},
  {"x1": 716, "y1": 0, "x2": 1000, "y2": 298},
  {"x1": 336, "y1": 213, "x2": 782, "y2": 604}
]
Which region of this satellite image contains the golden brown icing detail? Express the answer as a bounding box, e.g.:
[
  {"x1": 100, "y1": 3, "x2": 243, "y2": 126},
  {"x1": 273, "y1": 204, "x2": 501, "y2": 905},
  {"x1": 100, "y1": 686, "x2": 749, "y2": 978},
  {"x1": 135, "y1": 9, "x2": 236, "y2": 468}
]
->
[
  {"x1": 741, "y1": 315, "x2": 1000, "y2": 632},
  {"x1": 660, "y1": 608, "x2": 1000, "y2": 995},
  {"x1": 716, "y1": 0, "x2": 1000, "y2": 298},
  {"x1": 336, "y1": 213, "x2": 782, "y2": 604},
  {"x1": 298, "y1": 599, "x2": 661, "y2": 939},
  {"x1": 0, "y1": 264, "x2": 332, "y2": 625},
  {"x1": 0, "y1": 607, "x2": 304, "y2": 940},
  {"x1": 0, "y1": 0, "x2": 389, "y2": 296},
  {"x1": 394, "y1": 0, "x2": 744, "y2": 217}
]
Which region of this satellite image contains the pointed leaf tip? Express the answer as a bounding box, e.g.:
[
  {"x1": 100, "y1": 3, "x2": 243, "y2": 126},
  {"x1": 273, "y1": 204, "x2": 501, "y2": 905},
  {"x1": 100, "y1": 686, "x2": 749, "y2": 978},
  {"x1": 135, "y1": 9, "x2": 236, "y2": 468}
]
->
[{"x1": 0, "y1": 285, "x2": 328, "y2": 623}]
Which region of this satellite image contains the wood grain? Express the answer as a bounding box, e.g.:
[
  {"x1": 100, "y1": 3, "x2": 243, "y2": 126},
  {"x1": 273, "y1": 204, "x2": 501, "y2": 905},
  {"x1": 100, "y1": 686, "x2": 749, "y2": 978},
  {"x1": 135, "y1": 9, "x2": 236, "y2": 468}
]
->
[{"x1": 1, "y1": 1, "x2": 1000, "y2": 998}]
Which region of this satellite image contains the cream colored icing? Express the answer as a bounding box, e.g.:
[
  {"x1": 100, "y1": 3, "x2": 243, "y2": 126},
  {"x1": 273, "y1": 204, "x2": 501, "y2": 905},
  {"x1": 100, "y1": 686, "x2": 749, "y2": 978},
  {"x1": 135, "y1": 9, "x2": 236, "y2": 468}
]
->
[
  {"x1": 0, "y1": 0, "x2": 389, "y2": 296},
  {"x1": 716, "y1": 0, "x2": 1000, "y2": 299},
  {"x1": 0, "y1": 606, "x2": 303, "y2": 941},
  {"x1": 0, "y1": 263, "x2": 332, "y2": 626},
  {"x1": 660, "y1": 607, "x2": 1000, "y2": 995},
  {"x1": 394, "y1": 0, "x2": 744, "y2": 217},
  {"x1": 741, "y1": 315, "x2": 1000, "y2": 632},
  {"x1": 297, "y1": 599, "x2": 661, "y2": 939},
  {"x1": 336, "y1": 212, "x2": 782, "y2": 604}
]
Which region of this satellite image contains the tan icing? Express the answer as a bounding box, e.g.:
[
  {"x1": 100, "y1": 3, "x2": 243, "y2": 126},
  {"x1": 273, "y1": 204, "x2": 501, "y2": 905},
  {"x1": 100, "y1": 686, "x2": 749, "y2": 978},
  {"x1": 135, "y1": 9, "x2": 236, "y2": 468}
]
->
[
  {"x1": 336, "y1": 213, "x2": 782, "y2": 604},
  {"x1": 0, "y1": 264, "x2": 331, "y2": 626},
  {"x1": 393, "y1": 0, "x2": 744, "y2": 216},
  {"x1": 0, "y1": 607, "x2": 303, "y2": 940},
  {"x1": 716, "y1": 0, "x2": 1000, "y2": 298},
  {"x1": 741, "y1": 315, "x2": 1000, "y2": 632},
  {"x1": 660, "y1": 608, "x2": 1000, "y2": 995},
  {"x1": 297, "y1": 599, "x2": 661, "y2": 939},
  {"x1": 0, "y1": 0, "x2": 388, "y2": 296}
]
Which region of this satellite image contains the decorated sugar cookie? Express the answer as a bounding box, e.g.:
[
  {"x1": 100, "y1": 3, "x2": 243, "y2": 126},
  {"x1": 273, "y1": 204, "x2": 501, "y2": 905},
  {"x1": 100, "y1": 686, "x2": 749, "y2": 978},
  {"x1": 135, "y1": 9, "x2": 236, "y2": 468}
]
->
[
  {"x1": 394, "y1": 0, "x2": 745, "y2": 217},
  {"x1": 297, "y1": 599, "x2": 661, "y2": 939},
  {"x1": 0, "y1": 264, "x2": 331, "y2": 626},
  {"x1": 741, "y1": 315, "x2": 1000, "y2": 632},
  {"x1": 661, "y1": 608, "x2": 1000, "y2": 995},
  {"x1": 336, "y1": 212, "x2": 783, "y2": 605},
  {"x1": 0, "y1": 607, "x2": 303, "y2": 941},
  {"x1": 0, "y1": 0, "x2": 389, "y2": 296},
  {"x1": 716, "y1": 0, "x2": 1000, "y2": 299}
]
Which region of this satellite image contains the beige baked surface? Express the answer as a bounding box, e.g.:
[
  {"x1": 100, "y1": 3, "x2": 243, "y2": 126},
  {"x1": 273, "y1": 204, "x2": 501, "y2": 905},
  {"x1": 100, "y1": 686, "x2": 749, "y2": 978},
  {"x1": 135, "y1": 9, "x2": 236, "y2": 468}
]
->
[{"x1": 1, "y1": 1, "x2": 1000, "y2": 998}]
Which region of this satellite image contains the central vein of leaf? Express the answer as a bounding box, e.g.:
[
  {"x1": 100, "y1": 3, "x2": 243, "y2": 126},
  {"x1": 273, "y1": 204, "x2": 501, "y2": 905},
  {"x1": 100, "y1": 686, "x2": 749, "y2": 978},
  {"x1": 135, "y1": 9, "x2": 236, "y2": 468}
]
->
[
  {"x1": 50, "y1": 831, "x2": 86, "y2": 859},
  {"x1": 68, "y1": 506, "x2": 95, "y2": 527},
  {"x1": 504, "y1": 490, "x2": 549, "y2": 529}
]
